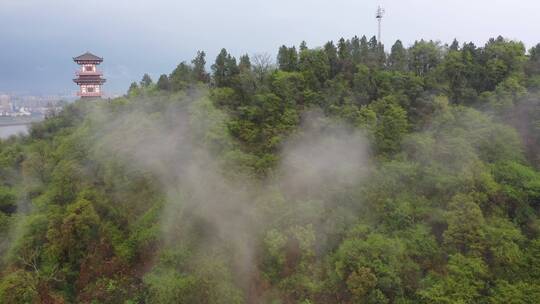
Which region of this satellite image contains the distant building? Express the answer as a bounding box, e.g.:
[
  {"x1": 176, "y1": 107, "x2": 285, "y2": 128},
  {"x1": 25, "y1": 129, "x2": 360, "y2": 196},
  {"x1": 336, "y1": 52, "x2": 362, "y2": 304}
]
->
[
  {"x1": 0, "y1": 94, "x2": 12, "y2": 114},
  {"x1": 73, "y1": 52, "x2": 106, "y2": 98}
]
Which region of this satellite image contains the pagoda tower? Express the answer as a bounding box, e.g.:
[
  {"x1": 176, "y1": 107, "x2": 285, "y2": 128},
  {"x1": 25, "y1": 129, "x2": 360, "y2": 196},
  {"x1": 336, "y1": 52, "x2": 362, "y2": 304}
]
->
[{"x1": 73, "y1": 52, "x2": 106, "y2": 98}]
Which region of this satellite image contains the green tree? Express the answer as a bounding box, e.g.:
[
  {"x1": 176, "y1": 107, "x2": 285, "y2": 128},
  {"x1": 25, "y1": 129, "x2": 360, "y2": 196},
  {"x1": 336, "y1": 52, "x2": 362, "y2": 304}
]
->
[
  {"x1": 0, "y1": 270, "x2": 39, "y2": 303},
  {"x1": 333, "y1": 231, "x2": 409, "y2": 303},
  {"x1": 526, "y1": 43, "x2": 540, "y2": 80},
  {"x1": 337, "y1": 38, "x2": 352, "y2": 63},
  {"x1": 408, "y1": 40, "x2": 442, "y2": 76},
  {"x1": 277, "y1": 45, "x2": 299, "y2": 72},
  {"x1": 449, "y1": 38, "x2": 460, "y2": 51},
  {"x1": 140, "y1": 73, "x2": 153, "y2": 87},
  {"x1": 367, "y1": 36, "x2": 386, "y2": 67},
  {"x1": 192, "y1": 50, "x2": 210, "y2": 83},
  {"x1": 156, "y1": 74, "x2": 171, "y2": 91},
  {"x1": 299, "y1": 48, "x2": 330, "y2": 90},
  {"x1": 488, "y1": 280, "x2": 540, "y2": 304},
  {"x1": 359, "y1": 35, "x2": 370, "y2": 64},
  {"x1": 443, "y1": 194, "x2": 486, "y2": 255},
  {"x1": 46, "y1": 198, "x2": 101, "y2": 268},
  {"x1": 418, "y1": 254, "x2": 488, "y2": 303},
  {"x1": 212, "y1": 48, "x2": 239, "y2": 87},
  {"x1": 442, "y1": 49, "x2": 476, "y2": 104},
  {"x1": 370, "y1": 96, "x2": 409, "y2": 154},
  {"x1": 351, "y1": 35, "x2": 363, "y2": 65},
  {"x1": 169, "y1": 62, "x2": 194, "y2": 91},
  {"x1": 238, "y1": 54, "x2": 252, "y2": 72},
  {"x1": 324, "y1": 41, "x2": 340, "y2": 77},
  {"x1": 388, "y1": 40, "x2": 408, "y2": 71},
  {"x1": 299, "y1": 40, "x2": 308, "y2": 51},
  {"x1": 127, "y1": 82, "x2": 140, "y2": 97},
  {"x1": 481, "y1": 36, "x2": 527, "y2": 90}
]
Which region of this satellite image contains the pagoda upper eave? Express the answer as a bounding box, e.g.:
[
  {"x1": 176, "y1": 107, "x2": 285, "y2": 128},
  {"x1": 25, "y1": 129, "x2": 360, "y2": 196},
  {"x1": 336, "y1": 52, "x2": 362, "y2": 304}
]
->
[
  {"x1": 73, "y1": 52, "x2": 103, "y2": 63},
  {"x1": 74, "y1": 60, "x2": 103, "y2": 65}
]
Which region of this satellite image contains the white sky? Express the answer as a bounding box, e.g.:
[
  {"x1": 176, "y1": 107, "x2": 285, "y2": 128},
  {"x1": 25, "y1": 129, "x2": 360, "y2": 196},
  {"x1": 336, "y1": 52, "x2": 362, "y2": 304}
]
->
[{"x1": 1, "y1": 0, "x2": 539, "y2": 95}]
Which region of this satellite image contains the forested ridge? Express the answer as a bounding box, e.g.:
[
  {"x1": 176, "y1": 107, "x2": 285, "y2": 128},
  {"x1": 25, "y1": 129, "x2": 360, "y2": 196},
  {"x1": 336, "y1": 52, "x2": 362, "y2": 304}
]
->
[{"x1": 2, "y1": 35, "x2": 540, "y2": 303}]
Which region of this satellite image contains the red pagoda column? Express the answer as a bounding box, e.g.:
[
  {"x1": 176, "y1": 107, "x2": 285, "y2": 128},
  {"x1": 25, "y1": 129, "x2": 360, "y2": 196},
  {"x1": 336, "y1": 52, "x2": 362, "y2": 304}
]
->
[{"x1": 73, "y1": 52, "x2": 106, "y2": 98}]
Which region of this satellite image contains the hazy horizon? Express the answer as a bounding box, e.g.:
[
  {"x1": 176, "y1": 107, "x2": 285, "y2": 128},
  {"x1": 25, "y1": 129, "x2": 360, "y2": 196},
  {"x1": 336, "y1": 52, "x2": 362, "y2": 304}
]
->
[{"x1": 2, "y1": 0, "x2": 539, "y2": 96}]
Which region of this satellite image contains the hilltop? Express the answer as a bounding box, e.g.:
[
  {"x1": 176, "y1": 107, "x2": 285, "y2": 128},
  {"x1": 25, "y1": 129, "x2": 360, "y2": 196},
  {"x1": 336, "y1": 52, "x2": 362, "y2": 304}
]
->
[{"x1": 1, "y1": 35, "x2": 540, "y2": 303}]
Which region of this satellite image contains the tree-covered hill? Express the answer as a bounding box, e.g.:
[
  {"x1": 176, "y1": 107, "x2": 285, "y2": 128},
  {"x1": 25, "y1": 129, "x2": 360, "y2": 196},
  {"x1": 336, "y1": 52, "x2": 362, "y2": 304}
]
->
[{"x1": 1, "y1": 35, "x2": 540, "y2": 303}]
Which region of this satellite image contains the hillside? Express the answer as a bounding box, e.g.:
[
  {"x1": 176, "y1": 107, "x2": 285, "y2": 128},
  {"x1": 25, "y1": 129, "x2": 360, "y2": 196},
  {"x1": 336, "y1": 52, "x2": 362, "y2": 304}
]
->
[{"x1": 1, "y1": 35, "x2": 540, "y2": 303}]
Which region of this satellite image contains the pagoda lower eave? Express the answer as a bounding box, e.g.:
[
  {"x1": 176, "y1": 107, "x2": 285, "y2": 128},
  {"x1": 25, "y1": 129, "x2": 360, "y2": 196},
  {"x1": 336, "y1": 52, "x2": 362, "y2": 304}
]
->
[{"x1": 73, "y1": 77, "x2": 106, "y2": 85}]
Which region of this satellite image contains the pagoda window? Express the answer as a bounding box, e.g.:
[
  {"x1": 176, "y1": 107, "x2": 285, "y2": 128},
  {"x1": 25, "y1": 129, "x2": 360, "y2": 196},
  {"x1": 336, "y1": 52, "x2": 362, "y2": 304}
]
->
[
  {"x1": 85, "y1": 66, "x2": 94, "y2": 72},
  {"x1": 87, "y1": 87, "x2": 95, "y2": 93}
]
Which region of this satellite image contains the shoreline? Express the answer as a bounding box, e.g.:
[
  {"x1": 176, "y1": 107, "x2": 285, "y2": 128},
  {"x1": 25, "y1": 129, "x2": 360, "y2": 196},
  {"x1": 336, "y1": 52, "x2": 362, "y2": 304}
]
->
[{"x1": 0, "y1": 117, "x2": 44, "y2": 127}]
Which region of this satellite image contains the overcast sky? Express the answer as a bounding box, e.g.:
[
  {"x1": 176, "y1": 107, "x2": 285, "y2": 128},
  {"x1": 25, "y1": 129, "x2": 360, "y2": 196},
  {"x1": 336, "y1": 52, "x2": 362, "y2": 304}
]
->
[{"x1": 1, "y1": 0, "x2": 539, "y2": 96}]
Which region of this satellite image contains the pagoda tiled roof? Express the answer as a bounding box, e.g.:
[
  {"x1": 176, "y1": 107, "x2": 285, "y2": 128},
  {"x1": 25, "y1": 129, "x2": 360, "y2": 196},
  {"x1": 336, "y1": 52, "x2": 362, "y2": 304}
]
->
[
  {"x1": 73, "y1": 52, "x2": 103, "y2": 62},
  {"x1": 73, "y1": 75, "x2": 106, "y2": 84}
]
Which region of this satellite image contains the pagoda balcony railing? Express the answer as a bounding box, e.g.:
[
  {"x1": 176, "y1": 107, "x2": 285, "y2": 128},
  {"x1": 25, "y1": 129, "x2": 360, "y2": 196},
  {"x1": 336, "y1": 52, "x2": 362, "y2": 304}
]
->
[
  {"x1": 75, "y1": 70, "x2": 103, "y2": 76},
  {"x1": 77, "y1": 91, "x2": 102, "y2": 97}
]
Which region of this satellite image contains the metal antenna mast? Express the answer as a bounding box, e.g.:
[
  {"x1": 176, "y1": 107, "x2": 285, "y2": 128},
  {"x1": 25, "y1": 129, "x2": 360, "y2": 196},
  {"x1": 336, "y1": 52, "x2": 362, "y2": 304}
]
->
[{"x1": 375, "y1": 5, "x2": 385, "y2": 43}]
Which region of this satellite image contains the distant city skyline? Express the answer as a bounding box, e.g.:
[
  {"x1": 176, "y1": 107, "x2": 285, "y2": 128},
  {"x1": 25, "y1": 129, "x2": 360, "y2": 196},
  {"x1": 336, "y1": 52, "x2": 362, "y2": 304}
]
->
[{"x1": 1, "y1": 0, "x2": 540, "y2": 95}]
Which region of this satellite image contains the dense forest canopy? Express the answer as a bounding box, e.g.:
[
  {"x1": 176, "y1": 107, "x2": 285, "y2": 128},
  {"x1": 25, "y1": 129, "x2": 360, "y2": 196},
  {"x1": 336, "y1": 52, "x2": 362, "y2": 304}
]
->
[{"x1": 1, "y1": 35, "x2": 540, "y2": 303}]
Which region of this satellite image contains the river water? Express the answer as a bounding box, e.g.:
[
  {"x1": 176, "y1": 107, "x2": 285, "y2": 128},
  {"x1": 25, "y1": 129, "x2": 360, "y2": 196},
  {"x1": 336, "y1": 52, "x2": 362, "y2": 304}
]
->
[{"x1": 0, "y1": 125, "x2": 29, "y2": 139}]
